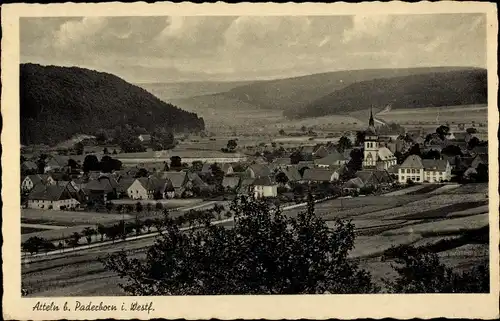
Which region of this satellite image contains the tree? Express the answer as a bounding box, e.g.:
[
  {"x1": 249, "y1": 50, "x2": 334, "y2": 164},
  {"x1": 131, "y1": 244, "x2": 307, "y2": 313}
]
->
[
  {"x1": 441, "y1": 145, "x2": 463, "y2": 157},
  {"x1": 36, "y1": 155, "x2": 47, "y2": 174},
  {"x1": 22, "y1": 236, "x2": 55, "y2": 255},
  {"x1": 467, "y1": 137, "x2": 481, "y2": 150},
  {"x1": 155, "y1": 202, "x2": 164, "y2": 212},
  {"x1": 96, "y1": 130, "x2": 108, "y2": 144},
  {"x1": 279, "y1": 129, "x2": 286, "y2": 136},
  {"x1": 69, "y1": 232, "x2": 81, "y2": 248},
  {"x1": 102, "y1": 195, "x2": 377, "y2": 295},
  {"x1": 275, "y1": 172, "x2": 289, "y2": 185},
  {"x1": 135, "y1": 168, "x2": 149, "y2": 178},
  {"x1": 82, "y1": 227, "x2": 96, "y2": 244},
  {"x1": 466, "y1": 127, "x2": 478, "y2": 134},
  {"x1": 191, "y1": 161, "x2": 204, "y2": 172},
  {"x1": 105, "y1": 201, "x2": 114, "y2": 213},
  {"x1": 290, "y1": 151, "x2": 304, "y2": 165},
  {"x1": 301, "y1": 125, "x2": 307, "y2": 132},
  {"x1": 112, "y1": 149, "x2": 118, "y2": 155},
  {"x1": 337, "y1": 136, "x2": 352, "y2": 153},
  {"x1": 143, "y1": 219, "x2": 154, "y2": 233},
  {"x1": 135, "y1": 202, "x2": 144, "y2": 214},
  {"x1": 421, "y1": 149, "x2": 441, "y2": 160},
  {"x1": 436, "y1": 125, "x2": 450, "y2": 140},
  {"x1": 74, "y1": 142, "x2": 84, "y2": 155},
  {"x1": 355, "y1": 131, "x2": 366, "y2": 146},
  {"x1": 347, "y1": 148, "x2": 363, "y2": 172},
  {"x1": 170, "y1": 156, "x2": 182, "y2": 169},
  {"x1": 163, "y1": 162, "x2": 170, "y2": 171},
  {"x1": 383, "y1": 245, "x2": 488, "y2": 293},
  {"x1": 83, "y1": 155, "x2": 100, "y2": 173},
  {"x1": 103, "y1": 147, "x2": 109, "y2": 155},
  {"x1": 96, "y1": 224, "x2": 106, "y2": 242},
  {"x1": 407, "y1": 144, "x2": 421, "y2": 157},
  {"x1": 227, "y1": 139, "x2": 238, "y2": 151}
]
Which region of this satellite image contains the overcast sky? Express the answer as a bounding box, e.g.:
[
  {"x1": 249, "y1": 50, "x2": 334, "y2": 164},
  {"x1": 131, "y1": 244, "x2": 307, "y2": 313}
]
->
[{"x1": 20, "y1": 14, "x2": 486, "y2": 83}]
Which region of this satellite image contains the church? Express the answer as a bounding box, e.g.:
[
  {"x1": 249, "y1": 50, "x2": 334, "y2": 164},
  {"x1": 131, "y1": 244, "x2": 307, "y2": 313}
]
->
[{"x1": 362, "y1": 107, "x2": 397, "y2": 170}]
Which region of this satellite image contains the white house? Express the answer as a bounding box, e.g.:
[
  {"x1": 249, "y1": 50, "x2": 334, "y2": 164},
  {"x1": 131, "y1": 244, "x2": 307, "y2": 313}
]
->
[
  {"x1": 126, "y1": 177, "x2": 174, "y2": 200},
  {"x1": 398, "y1": 155, "x2": 451, "y2": 183},
  {"x1": 21, "y1": 174, "x2": 55, "y2": 192},
  {"x1": 27, "y1": 185, "x2": 80, "y2": 210},
  {"x1": 252, "y1": 176, "x2": 278, "y2": 198}
]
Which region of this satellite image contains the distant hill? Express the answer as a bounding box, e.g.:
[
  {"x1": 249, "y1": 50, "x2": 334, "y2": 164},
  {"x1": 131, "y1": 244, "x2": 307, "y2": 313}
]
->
[
  {"x1": 290, "y1": 69, "x2": 487, "y2": 119},
  {"x1": 139, "y1": 80, "x2": 256, "y2": 100},
  {"x1": 20, "y1": 63, "x2": 205, "y2": 145},
  {"x1": 218, "y1": 67, "x2": 482, "y2": 114}
]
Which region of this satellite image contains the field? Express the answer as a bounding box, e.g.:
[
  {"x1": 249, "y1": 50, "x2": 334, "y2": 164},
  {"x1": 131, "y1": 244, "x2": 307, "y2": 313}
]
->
[
  {"x1": 21, "y1": 209, "x2": 134, "y2": 226},
  {"x1": 376, "y1": 104, "x2": 488, "y2": 125}
]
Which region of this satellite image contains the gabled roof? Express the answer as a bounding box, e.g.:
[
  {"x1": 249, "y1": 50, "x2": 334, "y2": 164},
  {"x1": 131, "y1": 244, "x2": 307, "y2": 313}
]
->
[
  {"x1": 471, "y1": 153, "x2": 488, "y2": 168},
  {"x1": 222, "y1": 176, "x2": 240, "y2": 188},
  {"x1": 247, "y1": 164, "x2": 272, "y2": 178},
  {"x1": 25, "y1": 174, "x2": 52, "y2": 186},
  {"x1": 400, "y1": 155, "x2": 424, "y2": 169},
  {"x1": 117, "y1": 178, "x2": 136, "y2": 193},
  {"x1": 21, "y1": 161, "x2": 37, "y2": 171},
  {"x1": 315, "y1": 150, "x2": 347, "y2": 166},
  {"x1": 252, "y1": 176, "x2": 277, "y2": 186},
  {"x1": 377, "y1": 147, "x2": 395, "y2": 161},
  {"x1": 135, "y1": 177, "x2": 172, "y2": 193},
  {"x1": 281, "y1": 167, "x2": 301, "y2": 181},
  {"x1": 201, "y1": 163, "x2": 212, "y2": 173},
  {"x1": 160, "y1": 171, "x2": 187, "y2": 188},
  {"x1": 356, "y1": 170, "x2": 393, "y2": 185},
  {"x1": 84, "y1": 176, "x2": 117, "y2": 192},
  {"x1": 297, "y1": 161, "x2": 314, "y2": 170},
  {"x1": 221, "y1": 163, "x2": 233, "y2": 172},
  {"x1": 302, "y1": 168, "x2": 337, "y2": 182},
  {"x1": 422, "y1": 159, "x2": 449, "y2": 172},
  {"x1": 343, "y1": 177, "x2": 365, "y2": 189},
  {"x1": 300, "y1": 145, "x2": 315, "y2": 154},
  {"x1": 187, "y1": 172, "x2": 208, "y2": 187},
  {"x1": 28, "y1": 185, "x2": 72, "y2": 201}
]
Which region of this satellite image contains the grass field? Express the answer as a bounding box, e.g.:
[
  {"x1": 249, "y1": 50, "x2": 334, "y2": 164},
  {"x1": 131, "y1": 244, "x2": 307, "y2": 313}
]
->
[
  {"x1": 21, "y1": 227, "x2": 46, "y2": 234},
  {"x1": 376, "y1": 104, "x2": 488, "y2": 125},
  {"x1": 21, "y1": 209, "x2": 134, "y2": 227}
]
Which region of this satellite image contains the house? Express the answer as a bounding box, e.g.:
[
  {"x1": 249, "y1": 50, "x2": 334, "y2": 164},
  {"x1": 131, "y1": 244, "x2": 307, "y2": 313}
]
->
[
  {"x1": 127, "y1": 177, "x2": 174, "y2": 200},
  {"x1": 158, "y1": 171, "x2": 189, "y2": 197},
  {"x1": 252, "y1": 176, "x2": 278, "y2": 198},
  {"x1": 21, "y1": 161, "x2": 38, "y2": 173},
  {"x1": 302, "y1": 168, "x2": 340, "y2": 183},
  {"x1": 315, "y1": 150, "x2": 348, "y2": 168},
  {"x1": 21, "y1": 174, "x2": 55, "y2": 192},
  {"x1": 269, "y1": 158, "x2": 292, "y2": 171},
  {"x1": 296, "y1": 161, "x2": 314, "y2": 172},
  {"x1": 342, "y1": 177, "x2": 365, "y2": 192},
  {"x1": 138, "y1": 134, "x2": 152, "y2": 143},
  {"x1": 422, "y1": 159, "x2": 452, "y2": 183},
  {"x1": 246, "y1": 164, "x2": 272, "y2": 178},
  {"x1": 355, "y1": 170, "x2": 393, "y2": 187},
  {"x1": 27, "y1": 185, "x2": 80, "y2": 210},
  {"x1": 117, "y1": 178, "x2": 136, "y2": 198},
  {"x1": 398, "y1": 155, "x2": 424, "y2": 183},
  {"x1": 222, "y1": 176, "x2": 241, "y2": 191},
  {"x1": 83, "y1": 176, "x2": 119, "y2": 202},
  {"x1": 278, "y1": 167, "x2": 301, "y2": 182},
  {"x1": 44, "y1": 156, "x2": 65, "y2": 172},
  {"x1": 471, "y1": 153, "x2": 488, "y2": 168},
  {"x1": 398, "y1": 155, "x2": 451, "y2": 184},
  {"x1": 201, "y1": 163, "x2": 234, "y2": 176},
  {"x1": 238, "y1": 178, "x2": 255, "y2": 195}
]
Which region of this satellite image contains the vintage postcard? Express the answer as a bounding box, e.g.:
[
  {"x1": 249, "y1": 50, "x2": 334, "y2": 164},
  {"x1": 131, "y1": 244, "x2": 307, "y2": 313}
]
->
[{"x1": 2, "y1": 1, "x2": 499, "y2": 320}]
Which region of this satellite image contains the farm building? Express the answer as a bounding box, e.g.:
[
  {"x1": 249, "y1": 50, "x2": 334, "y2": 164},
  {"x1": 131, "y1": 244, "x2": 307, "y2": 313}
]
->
[
  {"x1": 126, "y1": 177, "x2": 174, "y2": 200},
  {"x1": 21, "y1": 174, "x2": 55, "y2": 192},
  {"x1": 252, "y1": 176, "x2": 278, "y2": 198},
  {"x1": 27, "y1": 185, "x2": 80, "y2": 210},
  {"x1": 246, "y1": 164, "x2": 272, "y2": 178},
  {"x1": 355, "y1": 170, "x2": 393, "y2": 187},
  {"x1": 21, "y1": 161, "x2": 38, "y2": 173},
  {"x1": 222, "y1": 176, "x2": 241, "y2": 191},
  {"x1": 301, "y1": 168, "x2": 340, "y2": 183},
  {"x1": 315, "y1": 150, "x2": 348, "y2": 168}
]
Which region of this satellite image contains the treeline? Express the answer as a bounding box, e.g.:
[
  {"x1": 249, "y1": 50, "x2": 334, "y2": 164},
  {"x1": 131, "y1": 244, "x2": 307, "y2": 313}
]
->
[
  {"x1": 287, "y1": 69, "x2": 487, "y2": 118},
  {"x1": 20, "y1": 63, "x2": 205, "y2": 145}
]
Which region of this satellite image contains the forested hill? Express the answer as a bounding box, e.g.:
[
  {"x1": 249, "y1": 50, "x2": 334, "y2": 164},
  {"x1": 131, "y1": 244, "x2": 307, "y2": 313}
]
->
[
  {"x1": 286, "y1": 69, "x2": 487, "y2": 119},
  {"x1": 20, "y1": 63, "x2": 205, "y2": 145}
]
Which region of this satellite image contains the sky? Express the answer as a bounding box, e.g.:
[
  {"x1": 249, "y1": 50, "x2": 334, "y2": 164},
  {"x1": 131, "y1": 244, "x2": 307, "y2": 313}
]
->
[{"x1": 20, "y1": 14, "x2": 486, "y2": 83}]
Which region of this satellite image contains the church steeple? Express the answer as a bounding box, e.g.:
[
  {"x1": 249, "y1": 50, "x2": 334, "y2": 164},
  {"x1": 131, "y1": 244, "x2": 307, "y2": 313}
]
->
[{"x1": 369, "y1": 105, "x2": 375, "y2": 128}]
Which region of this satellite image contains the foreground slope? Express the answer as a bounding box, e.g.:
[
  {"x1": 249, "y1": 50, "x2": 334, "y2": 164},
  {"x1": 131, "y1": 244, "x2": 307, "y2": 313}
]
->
[
  {"x1": 292, "y1": 69, "x2": 487, "y2": 118},
  {"x1": 20, "y1": 63, "x2": 205, "y2": 145}
]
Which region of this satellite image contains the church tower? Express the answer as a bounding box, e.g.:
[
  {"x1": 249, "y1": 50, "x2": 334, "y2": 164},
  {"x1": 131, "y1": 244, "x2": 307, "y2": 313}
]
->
[{"x1": 363, "y1": 105, "x2": 379, "y2": 169}]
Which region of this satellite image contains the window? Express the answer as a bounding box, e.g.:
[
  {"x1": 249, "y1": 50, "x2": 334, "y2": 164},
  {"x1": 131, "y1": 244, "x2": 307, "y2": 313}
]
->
[
  {"x1": 416, "y1": 177, "x2": 420, "y2": 182},
  {"x1": 412, "y1": 169, "x2": 415, "y2": 174},
  {"x1": 407, "y1": 169, "x2": 411, "y2": 174}
]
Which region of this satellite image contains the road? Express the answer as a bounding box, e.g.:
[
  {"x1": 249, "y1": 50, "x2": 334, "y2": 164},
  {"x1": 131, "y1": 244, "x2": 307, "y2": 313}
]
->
[{"x1": 21, "y1": 200, "x2": 317, "y2": 296}]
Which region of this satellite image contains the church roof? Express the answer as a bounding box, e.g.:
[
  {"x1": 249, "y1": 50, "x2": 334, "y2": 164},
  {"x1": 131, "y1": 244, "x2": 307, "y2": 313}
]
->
[{"x1": 377, "y1": 147, "x2": 395, "y2": 161}]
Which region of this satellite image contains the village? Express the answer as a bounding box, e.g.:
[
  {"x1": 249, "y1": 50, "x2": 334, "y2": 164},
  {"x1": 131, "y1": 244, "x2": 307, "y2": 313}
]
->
[{"x1": 20, "y1": 107, "x2": 489, "y2": 256}]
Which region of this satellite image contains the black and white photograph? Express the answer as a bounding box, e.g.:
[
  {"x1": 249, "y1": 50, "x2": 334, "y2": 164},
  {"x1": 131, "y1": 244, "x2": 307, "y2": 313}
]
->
[{"x1": 2, "y1": 2, "x2": 498, "y2": 320}]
